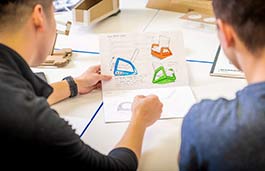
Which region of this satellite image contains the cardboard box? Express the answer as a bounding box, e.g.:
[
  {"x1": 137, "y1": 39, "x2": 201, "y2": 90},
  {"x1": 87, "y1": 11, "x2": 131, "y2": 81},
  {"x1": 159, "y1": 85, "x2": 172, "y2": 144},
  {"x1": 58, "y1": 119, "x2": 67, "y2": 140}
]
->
[
  {"x1": 146, "y1": 0, "x2": 213, "y2": 16},
  {"x1": 73, "y1": 0, "x2": 120, "y2": 25}
]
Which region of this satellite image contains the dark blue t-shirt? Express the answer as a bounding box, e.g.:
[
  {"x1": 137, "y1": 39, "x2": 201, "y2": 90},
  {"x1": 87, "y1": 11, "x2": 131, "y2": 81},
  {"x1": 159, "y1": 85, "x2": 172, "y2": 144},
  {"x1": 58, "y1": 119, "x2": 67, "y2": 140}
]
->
[{"x1": 179, "y1": 82, "x2": 265, "y2": 171}]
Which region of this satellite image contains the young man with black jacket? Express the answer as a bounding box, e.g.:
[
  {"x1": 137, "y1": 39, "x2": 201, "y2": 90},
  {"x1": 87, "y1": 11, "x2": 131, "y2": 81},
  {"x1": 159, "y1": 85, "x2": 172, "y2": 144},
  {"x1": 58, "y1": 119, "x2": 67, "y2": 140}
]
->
[{"x1": 0, "y1": 0, "x2": 163, "y2": 170}]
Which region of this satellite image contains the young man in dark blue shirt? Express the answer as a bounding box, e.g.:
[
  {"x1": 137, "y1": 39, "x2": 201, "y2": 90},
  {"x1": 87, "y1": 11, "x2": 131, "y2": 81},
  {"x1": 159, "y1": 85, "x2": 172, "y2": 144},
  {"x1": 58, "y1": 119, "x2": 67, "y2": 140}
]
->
[
  {"x1": 179, "y1": 0, "x2": 265, "y2": 171},
  {"x1": 0, "y1": 0, "x2": 163, "y2": 170}
]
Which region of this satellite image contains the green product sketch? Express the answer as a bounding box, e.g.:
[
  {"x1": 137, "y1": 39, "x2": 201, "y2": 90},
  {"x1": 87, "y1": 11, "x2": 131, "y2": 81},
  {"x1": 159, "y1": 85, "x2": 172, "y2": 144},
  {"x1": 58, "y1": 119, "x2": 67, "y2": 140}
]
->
[{"x1": 152, "y1": 66, "x2": 176, "y2": 84}]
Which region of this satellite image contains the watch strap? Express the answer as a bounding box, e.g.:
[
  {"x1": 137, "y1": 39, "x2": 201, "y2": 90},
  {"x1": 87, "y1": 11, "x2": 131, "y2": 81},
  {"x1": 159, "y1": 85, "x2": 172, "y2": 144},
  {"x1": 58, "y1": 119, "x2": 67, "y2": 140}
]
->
[{"x1": 62, "y1": 76, "x2": 78, "y2": 98}]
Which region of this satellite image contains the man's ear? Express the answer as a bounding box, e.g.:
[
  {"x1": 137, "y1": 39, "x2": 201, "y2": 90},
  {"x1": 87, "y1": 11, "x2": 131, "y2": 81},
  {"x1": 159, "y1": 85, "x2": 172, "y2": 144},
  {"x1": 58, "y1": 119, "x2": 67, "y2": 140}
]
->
[
  {"x1": 216, "y1": 19, "x2": 235, "y2": 49},
  {"x1": 31, "y1": 4, "x2": 46, "y2": 32}
]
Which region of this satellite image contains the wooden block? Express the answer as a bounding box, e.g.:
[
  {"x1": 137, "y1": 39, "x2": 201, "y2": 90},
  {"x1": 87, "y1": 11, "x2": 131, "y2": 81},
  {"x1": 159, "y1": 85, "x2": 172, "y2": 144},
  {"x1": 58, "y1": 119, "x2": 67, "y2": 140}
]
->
[{"x1": 41, "y1": 48, "x2": 72, "y2": 67}]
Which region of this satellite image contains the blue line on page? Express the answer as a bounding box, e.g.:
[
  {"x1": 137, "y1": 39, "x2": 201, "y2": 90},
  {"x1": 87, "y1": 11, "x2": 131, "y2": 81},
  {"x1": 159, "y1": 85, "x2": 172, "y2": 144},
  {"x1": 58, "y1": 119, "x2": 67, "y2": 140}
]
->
[
  {"x1": 54, "y1": 48, "x2": 100, "y2": 55},
  {"x1": 72, "y1": 50, "x2": 100, "y2": 55},
  {"x1": 186, "y1": 59, "x2": 213, "y2": 64},
  {"x1": 80, "y1": 102, "x2": 104, "y2": 138}
]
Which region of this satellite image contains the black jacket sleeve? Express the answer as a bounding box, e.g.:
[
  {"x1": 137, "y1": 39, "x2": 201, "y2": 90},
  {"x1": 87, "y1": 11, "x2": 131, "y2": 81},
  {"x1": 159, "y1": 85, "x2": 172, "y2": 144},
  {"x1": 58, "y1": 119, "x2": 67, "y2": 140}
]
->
[
  {"x1": 33, "y1": 96, "x2": 138, "y2": 170},
  {"x1": 0, "y1": 45, "x2": 138, "y2": 170}
]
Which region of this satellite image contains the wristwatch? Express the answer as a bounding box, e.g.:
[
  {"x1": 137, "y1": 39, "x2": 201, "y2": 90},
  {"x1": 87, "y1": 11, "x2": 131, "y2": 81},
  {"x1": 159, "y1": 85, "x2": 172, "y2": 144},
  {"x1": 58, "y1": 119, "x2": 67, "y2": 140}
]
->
[{"x1": 62, "y1": 76, "x2": 78, "y2": 98}]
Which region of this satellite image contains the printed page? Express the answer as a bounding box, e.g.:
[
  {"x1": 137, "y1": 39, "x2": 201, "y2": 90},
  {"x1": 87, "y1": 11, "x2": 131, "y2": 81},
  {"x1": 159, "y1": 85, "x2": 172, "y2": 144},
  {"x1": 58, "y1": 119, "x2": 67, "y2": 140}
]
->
[{"x1": 100, "y1": 31, "x2": 196, "y2": 123}]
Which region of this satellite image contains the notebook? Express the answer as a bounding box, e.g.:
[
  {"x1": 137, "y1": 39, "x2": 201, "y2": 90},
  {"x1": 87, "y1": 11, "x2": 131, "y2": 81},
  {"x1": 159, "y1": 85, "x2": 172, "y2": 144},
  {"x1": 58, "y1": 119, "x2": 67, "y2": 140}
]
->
[{"x1": 210, "y1": 46, "x2": 245, "y2": 79}]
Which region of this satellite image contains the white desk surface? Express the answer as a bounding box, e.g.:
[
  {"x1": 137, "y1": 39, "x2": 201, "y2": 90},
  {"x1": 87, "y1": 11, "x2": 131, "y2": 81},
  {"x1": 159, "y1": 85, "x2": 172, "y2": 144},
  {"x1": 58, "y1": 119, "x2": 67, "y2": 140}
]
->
[{"x1": 32, "y1": 0, "x2": 247, "y2": 170}]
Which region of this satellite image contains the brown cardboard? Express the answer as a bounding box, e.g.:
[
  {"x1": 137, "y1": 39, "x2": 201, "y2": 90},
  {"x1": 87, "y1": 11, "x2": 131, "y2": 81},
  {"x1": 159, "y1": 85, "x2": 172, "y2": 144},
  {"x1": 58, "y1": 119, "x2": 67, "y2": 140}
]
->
[
  {"x1": 73, "y1": 0, "x2": 120, "y2": 25},
  {"x1": 90, "y1": 0, "x2": 114, "y2": 21},
  {"x1": 41, "y1": 49, "x2": 72, "y2": 67},
  {"x1": 146, "y1": 0, "x2": 213, "y2": 16}
]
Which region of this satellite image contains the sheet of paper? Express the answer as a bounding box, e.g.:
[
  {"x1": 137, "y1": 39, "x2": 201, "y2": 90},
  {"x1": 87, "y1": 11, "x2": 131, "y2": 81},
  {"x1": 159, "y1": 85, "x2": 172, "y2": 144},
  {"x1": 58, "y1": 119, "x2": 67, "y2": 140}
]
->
[
  {"x1": 210, "y1": 46, "x2": 245, "y2": 78},
  {"x1": 100, "y1": 31, "x2": 196, "y2": 123}
]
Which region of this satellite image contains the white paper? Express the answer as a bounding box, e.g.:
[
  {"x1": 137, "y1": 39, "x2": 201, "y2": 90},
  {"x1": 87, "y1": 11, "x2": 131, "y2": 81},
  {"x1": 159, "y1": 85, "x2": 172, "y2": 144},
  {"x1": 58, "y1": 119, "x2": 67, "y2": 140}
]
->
[{"x1": 100, "y1": 31, "x2": 196, "y2": 123}]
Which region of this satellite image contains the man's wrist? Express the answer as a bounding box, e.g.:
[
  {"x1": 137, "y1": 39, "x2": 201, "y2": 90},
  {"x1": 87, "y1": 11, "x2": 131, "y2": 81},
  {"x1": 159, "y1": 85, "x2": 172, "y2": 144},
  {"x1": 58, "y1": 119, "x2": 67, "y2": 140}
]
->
[
  {"x1": 130, "y1": 117, "x2": 147, "y2": 131},
  {"x1": 62, "y1": 76, "x2": 78, "y2": 98}
]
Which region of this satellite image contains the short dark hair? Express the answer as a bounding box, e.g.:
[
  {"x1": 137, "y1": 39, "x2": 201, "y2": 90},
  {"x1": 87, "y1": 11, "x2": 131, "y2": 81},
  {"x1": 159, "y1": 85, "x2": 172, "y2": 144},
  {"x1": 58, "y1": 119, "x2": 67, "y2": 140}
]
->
[
  {"x1": 213, "y1": 0, "x2": 265, "y2": 53},
  {"x1": 0, "y1": 0, "x2": 53, "y2": 31}
]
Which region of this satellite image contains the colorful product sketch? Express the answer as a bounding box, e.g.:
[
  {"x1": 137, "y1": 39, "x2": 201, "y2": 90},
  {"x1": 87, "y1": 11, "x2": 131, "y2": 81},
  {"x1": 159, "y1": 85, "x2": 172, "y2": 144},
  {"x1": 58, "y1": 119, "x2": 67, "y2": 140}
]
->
[
  {"x1": 110, "y1": 49, "x2": 139, "y2": 76},
  {"x1": 152, "y1": 65, "x2": 176, "y2": 84},
  {"x1": 151, "y1": 35, "x2": 173, "y2": 59},
  {"x1": 114, "y1": 58, "x2": 137, "y2": 76}
]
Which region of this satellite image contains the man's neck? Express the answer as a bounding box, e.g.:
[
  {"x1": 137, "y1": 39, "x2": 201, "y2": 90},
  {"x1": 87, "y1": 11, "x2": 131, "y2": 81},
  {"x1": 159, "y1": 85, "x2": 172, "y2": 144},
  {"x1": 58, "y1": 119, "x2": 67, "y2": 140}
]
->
[
  {"x1": 240, "y1": 48, "x2": 265, "y2": 84},
  {"x1": 0, "y1": 30, "x2": 33, "y2": 65}
]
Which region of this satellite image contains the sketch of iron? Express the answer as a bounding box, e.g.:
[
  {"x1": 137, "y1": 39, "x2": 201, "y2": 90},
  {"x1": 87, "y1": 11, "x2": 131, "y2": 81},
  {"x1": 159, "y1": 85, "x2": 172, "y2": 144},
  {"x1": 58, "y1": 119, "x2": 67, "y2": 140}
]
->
[
  {"x1": 117, "y1": 102, "x2": 132, "y2": 111},
  {"x1": 152, "y1": 66, "x2": 176, "y2": 84},
  {"x1": 113, "y1": 49, "x2": 139, "y2": 76},
  {"x1": 151, "y1": 35, "x2": 173, "y2": 59}
]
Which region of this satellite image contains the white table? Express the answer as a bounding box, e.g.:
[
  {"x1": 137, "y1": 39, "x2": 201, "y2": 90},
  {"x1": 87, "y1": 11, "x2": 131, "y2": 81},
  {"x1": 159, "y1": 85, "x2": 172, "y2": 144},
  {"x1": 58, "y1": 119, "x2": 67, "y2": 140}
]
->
[{"x1": 32, "y1": 0, "x2": 247, "y2": 170}]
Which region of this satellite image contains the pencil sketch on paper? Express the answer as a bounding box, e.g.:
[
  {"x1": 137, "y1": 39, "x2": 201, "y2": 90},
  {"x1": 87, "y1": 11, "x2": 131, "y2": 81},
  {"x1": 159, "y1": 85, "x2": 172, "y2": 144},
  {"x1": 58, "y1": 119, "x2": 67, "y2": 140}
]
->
[{"x1": 117, "y1": 101, "x2": 132, "y2": 112}]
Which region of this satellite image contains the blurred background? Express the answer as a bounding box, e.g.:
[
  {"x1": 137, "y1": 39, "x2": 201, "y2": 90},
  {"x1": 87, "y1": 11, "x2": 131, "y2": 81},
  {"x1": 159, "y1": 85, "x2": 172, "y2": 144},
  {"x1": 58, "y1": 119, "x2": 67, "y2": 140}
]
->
[{"x1": 53, "y1": 0, "x2": 81, "y2": 12}]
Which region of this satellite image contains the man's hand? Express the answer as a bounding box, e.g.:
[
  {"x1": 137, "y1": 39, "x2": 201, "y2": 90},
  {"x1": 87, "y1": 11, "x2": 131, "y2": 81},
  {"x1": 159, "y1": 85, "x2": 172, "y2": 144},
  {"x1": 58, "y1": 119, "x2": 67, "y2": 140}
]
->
[
  {"x1": 131, "y1": 95, "x2": 163, "y2": 128},
  {"x1": 48, "y1": 65, "x2": 111, "y2": 105},
  {"x1": 115, "y1": 95, "x2": 163, "y2": 160},
  {"x1": 75, "y1": 65, "x2": 112, "y2": 94}
]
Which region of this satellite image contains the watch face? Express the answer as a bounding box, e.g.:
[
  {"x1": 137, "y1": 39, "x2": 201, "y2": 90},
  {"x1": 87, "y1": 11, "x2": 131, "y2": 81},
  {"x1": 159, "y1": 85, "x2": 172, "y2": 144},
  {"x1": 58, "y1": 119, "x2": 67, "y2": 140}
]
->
[{"x1": 35, "y1": 72, "x2": 47, "y2": 82}]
